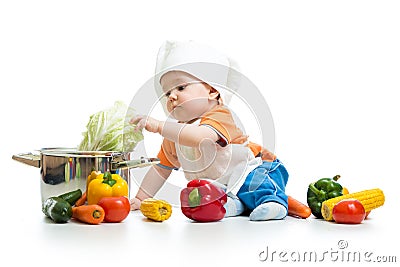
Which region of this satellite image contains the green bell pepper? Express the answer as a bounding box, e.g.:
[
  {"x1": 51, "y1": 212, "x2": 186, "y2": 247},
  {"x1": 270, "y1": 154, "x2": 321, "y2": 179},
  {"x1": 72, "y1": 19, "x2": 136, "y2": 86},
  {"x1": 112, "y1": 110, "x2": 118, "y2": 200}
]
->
[{"x1": 307, "y1": 175, "x2": 343, "y2": 218}]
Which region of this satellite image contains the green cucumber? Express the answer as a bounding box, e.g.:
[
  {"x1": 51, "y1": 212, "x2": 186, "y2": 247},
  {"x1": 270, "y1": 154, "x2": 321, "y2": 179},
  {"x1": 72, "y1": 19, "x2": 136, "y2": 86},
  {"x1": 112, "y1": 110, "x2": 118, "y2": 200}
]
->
[
  {"x1": 42, "y1": 197, "x2": 72, "y2": 223},
  {"x1": 58, "y1": 189, "x2": 83, "y2": 206}
]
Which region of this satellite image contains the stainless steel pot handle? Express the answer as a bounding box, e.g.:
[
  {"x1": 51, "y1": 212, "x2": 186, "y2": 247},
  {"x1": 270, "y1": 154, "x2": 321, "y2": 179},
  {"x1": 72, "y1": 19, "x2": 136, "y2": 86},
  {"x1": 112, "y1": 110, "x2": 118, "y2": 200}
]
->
[
  {"x1": 12, "y1": 152, "x2": 159, "y2": 170},
  {"x1": 12, "y1": 153, "x2": 41, "y2": 168},
  {"x1": 112, "y1": 157, "x2": 160, "y2": 170}
]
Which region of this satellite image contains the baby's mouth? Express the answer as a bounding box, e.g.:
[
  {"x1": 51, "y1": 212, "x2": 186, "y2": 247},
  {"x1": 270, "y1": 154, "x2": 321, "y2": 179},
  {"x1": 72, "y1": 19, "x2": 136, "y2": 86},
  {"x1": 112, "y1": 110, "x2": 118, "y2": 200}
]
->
[{"x1": 172, "y1": 104, "x2": 181, "y2": 110}]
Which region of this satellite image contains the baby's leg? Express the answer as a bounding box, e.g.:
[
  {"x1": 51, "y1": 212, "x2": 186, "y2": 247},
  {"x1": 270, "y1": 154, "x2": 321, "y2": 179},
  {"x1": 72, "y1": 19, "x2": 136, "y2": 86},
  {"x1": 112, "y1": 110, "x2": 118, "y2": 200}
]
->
[
  {"x1": 237, "y1": 160, "x2": 289, "y2": 221},
  {"x1": 249, "y1": 201, "x2": 287, "y2": 221},
  {"x1": 224, "y1": 194, "x2": 245, "y2": 217},
  {"x1": 204, "y1": 179, "x2": 245, "y2": 217}
]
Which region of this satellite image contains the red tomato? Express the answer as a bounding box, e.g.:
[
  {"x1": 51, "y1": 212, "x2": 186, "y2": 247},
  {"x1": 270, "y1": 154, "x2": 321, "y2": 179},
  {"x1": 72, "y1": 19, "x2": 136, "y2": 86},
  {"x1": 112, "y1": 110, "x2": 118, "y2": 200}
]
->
[
  {"x1": 332, "y1": 199, "x2": 366, "y2": 224},
  {"x1": 97, "y1": 196, "x2": 131, "y2": 223}
]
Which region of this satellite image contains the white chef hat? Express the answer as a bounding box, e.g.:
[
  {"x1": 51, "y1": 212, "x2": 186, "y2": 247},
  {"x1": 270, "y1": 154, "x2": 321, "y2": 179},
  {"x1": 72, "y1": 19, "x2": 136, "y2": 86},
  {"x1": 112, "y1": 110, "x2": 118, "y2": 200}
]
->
[{"x1": 154, "y1": 40, "x2": 241, "y2": 114}]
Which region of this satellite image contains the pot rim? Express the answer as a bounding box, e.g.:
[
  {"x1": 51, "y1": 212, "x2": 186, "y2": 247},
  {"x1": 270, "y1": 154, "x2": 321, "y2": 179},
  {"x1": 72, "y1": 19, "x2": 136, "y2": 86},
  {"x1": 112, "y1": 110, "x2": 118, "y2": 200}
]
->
[{"x1": 39, "y1": 147, "x2": 127, "y2": 158}]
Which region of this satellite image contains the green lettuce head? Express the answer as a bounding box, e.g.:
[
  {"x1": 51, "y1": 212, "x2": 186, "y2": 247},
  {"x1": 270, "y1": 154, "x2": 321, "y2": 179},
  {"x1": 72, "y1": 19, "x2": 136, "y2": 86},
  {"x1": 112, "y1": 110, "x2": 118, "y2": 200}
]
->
[{"x1": 78, "y1": 101, "x2": 143, "y2": 151}]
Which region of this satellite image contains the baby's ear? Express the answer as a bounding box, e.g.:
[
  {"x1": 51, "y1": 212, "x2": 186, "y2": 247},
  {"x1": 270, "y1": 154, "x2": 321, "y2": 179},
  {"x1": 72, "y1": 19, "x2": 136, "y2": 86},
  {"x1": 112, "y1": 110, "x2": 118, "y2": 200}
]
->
[{"x1": 208, "y1": 86, "x2": 220, "y2": 100}]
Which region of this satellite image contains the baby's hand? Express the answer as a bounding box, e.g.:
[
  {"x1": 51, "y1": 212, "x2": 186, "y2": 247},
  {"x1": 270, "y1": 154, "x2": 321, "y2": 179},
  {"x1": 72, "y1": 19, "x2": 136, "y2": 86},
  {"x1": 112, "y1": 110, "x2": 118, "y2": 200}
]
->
[
  {"x1": 130, "y1": 197, "x2": 142, "y2": 211},
  {"x1": 130, "y1": 115, "x2": 161, "y2": 133}
]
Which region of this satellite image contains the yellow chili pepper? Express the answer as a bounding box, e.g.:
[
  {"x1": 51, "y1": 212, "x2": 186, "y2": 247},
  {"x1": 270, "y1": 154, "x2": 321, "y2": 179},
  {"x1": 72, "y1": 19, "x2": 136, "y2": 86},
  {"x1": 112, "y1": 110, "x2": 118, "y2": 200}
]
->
[{"x1": 87, "y1": 172, "x2": 128, "y2": 205}]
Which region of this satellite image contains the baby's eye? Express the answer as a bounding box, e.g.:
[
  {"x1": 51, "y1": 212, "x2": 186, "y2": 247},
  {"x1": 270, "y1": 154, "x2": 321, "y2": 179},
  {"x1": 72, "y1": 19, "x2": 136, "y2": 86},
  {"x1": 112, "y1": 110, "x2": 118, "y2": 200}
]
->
[
  {"x1": 164, "y1": 84, "x2": 188, "y2": 98},
  {"x1": 176, "y1": 84, "x2": 187, "y2": 91}
]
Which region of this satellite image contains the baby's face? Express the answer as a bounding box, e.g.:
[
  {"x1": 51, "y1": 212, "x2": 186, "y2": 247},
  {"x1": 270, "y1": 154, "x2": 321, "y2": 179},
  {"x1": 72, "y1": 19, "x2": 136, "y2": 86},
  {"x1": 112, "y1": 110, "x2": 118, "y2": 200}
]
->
[{"x1": 160, "y1": 71, "x2": 218, "y2": 122}]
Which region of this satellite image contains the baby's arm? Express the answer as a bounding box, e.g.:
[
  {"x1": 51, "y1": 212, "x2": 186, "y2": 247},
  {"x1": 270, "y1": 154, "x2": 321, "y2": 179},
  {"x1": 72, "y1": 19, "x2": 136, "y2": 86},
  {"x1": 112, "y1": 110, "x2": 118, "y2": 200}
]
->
[
  {"x1": 160, "y1": 120, "x2": 218, "y2": 147},
  {"x1": 130, "y1": 164, "x2": 171, "y2": 210},
  {"x1": 131, "y1": 115, "x2": 218, "y2": 147}
]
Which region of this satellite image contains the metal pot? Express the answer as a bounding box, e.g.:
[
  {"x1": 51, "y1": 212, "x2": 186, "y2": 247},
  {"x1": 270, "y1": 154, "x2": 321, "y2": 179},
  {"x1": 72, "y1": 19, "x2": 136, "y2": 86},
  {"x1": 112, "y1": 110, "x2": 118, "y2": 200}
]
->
[{"x1": 12, "y1": 148, "x2": 159, "y2": 203}]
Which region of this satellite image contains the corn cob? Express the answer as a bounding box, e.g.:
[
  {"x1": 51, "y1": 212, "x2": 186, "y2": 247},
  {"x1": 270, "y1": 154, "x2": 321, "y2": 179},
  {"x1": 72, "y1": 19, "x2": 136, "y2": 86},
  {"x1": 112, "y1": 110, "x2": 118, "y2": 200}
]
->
[
  {"x1": 140, "y1": 198, "x2": 172, "y2": 222},
  {"x1": 321, "y1": 188, "x2": 385, "y2": 221}
]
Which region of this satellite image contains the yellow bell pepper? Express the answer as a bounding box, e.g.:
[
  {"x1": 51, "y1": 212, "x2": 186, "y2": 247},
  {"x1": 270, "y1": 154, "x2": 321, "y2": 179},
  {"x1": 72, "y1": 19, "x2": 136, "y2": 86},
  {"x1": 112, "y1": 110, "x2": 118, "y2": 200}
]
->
[
  {"x1": 87, "y1": 170, "x2": 101, "y2": 190},
  {"x1": 87, "y1": 172, "x2": 128, "y2": 205}
]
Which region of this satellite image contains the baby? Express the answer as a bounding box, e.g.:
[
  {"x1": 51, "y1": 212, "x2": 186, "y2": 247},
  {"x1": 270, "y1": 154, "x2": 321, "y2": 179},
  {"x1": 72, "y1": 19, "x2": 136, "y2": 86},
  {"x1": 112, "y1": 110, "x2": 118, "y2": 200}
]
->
[{"x1": 130, "y1": 40, "x2": 289, "y2": 221}]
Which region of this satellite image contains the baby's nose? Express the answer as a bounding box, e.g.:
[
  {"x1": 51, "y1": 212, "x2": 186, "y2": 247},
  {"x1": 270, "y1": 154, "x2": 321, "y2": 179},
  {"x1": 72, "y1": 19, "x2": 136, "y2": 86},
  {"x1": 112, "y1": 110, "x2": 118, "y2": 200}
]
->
[{"x1": 168, "y1": 90, "x2": 178, "y2": 100}]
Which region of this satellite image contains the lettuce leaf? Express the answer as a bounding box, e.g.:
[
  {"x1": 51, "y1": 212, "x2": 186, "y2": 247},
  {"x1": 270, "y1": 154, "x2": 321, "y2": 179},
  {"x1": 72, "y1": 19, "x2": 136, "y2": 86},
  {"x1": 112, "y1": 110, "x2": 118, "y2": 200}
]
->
[{"x1": 78, "y1": 101, "x2": 143, "y2": 151}]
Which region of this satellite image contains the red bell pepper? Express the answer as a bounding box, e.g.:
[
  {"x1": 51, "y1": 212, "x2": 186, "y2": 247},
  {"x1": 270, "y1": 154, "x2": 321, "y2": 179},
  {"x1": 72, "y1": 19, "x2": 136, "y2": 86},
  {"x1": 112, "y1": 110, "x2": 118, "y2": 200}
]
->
[{"x1": 180, "y1": 179, "x2": 227, "y2": 222}]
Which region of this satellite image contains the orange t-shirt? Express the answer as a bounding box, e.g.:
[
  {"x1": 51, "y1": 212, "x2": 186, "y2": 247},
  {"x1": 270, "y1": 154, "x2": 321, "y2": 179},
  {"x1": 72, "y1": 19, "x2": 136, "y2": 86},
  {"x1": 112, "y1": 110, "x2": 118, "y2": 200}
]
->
[{"x1": 157, "y1": 105, "x2": 276, "y2": 169}]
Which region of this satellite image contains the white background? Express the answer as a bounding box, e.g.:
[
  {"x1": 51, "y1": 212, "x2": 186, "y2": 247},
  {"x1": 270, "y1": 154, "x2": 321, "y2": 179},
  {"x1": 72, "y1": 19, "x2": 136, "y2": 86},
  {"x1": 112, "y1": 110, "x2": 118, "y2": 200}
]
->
[{"x1": 1, "y1": 1, "x2": 399, "y2": 266}]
